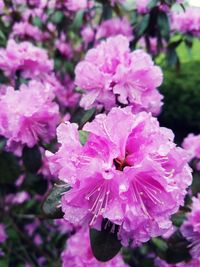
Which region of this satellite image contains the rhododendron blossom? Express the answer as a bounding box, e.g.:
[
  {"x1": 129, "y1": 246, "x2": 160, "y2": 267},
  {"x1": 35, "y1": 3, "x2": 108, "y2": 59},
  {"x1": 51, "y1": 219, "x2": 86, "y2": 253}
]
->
[
  {"x1": 75, "y1": 35, "x2": 163, "y2": 115},
  {"x1": 0, "y1": 39, "x2": 53, "y2": 78},
  {"x1": 182, "y1": 133, "x2": 200, "y2": 170},
  {"x1": 171, "y1": 7, "x2": 200, "y2": 38},
  {"x1": 48, "y1": 107, "x2": 192, "y2": 245},
  {"x1": 0, "y1": 80, "x2": 60, "y2": 155},
  {"x1": 181, "y1": 194, "x2": 200, "y2": 259},
  {"x1": 96, "y1": 18, "x2": 133, "y2": 41},
  {"x1": 61, "y1": 228, "x2": 128, "y2": 267}
]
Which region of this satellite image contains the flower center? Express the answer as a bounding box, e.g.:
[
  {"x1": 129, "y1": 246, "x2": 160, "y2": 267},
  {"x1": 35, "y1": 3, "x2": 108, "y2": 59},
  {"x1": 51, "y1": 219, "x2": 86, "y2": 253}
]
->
[{"x1": 113, "y1": 157, "x2": 130, "y2": 171}]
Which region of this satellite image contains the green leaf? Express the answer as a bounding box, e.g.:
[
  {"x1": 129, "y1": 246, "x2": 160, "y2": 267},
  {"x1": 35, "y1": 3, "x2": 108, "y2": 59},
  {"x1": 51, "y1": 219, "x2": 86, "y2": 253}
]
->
[
  {"x1": 90, "y1": 221, "x2": 122, "y2": 262},
  {"x1": 157, "y1": 11, "x2": 170, "y2": 41},
  {"x1": 166, "y1": 48, "x2": 178, "y2": 67},
  {"x1": 81, "y1": 108, "x2": 96, "y2": 126},
  {"x1": 79, "y1": 130, "x2": 89, "y2": 145},
  {"x1": 71, "y1": 10, "x2": 84, "y2": 29},
  {"x1": 136, "y1": 14, "x2": 150, "y2": 37},
  {"x1": 148, "y1": 0, "x2": 158, "y2": 9},
  {"x1": 151, "y1": 237, "x2": 168, "y2": 252},
  {"x1": 22, "y1": 145, "x2": 42, "y2": 173},
  {"x1": 32, "y1": 16, "x2": 43, "y2": 28},
  {"x1": 42, "y1": 181, "x2": 71, "y2": 219},
  {"x1": 51, "y1": 11, "x2": 64, "y2": 24},
  {"x1": 171, "y1": 212, "x2": 186, "y2": 227}
]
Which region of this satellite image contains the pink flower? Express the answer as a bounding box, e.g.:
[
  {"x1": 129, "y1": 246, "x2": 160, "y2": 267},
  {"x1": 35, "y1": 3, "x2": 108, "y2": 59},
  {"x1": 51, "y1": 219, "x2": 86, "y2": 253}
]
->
[
  {"x1": 64, "y1": 0, "x2": 88, "y2": 11},
  {"x1": 96, "y1": 18, "x2": 133, "y2": 41},
  {"x1": 5, "y1": 191, "x2": 29, "y2": 205},
  {"x1": 171, "y1": 7, "x2": 200, "y2": 38},
  {"x1": 182, "y1": 133, "x2": 200, "y2": 170},
  {"x1": 61, "y1": 228, "x2": 128, "y2": 267},
  {"x1": 48, "y1": 107, "x2": 192, "y2": 245},
  {"x1": 139, "y1": 37, "x2": 166, "y2": 55},
  {"x1": 55, "y1": 33, "x2": 73, "y2": 59},
  {"x1": 135, "y1": 0, "x2": 150, "y2": 14},
  {"x1": 0, "y1": 0, "x2": 4, "y2": 14},
  {"x1": 0, "y1": 224, "x2": 7, "y2": 244},
  {"x1": 42, "y1": 74, "x2": 80, "y2": 108},
  {"x1": 0, "y1": 39, "x2": 53, "y2": 78},
  {"x1": 54, "y1": 219, "x2": 75, "y2": 234},
  {"x1": 11, "y1": 22, "x2": 44, "y2": 41},
  {"x1": 0, "y1": 80, "x2": 60, "y2": 156},
  {"x1": 181, "y1": 194, "x2": 200, "y2": 259},
  {"x1": 75, "y1": 35, "x2": 163, "y2": 115},
  {"x1": 81, "y1": 26, "x2": 95, "y2": 46}
]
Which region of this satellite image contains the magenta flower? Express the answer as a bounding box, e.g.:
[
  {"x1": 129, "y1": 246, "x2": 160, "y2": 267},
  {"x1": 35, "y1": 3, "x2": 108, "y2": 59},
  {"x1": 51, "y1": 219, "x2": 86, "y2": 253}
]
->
[
  {"x1": 75, "y1": 35, "x2": 163, "y2": 115},
  {"x1": 0, "y1": 39, "x2": 53, "y2": 78},
  {"x1": 181, "y1": 194, "x2": 200, "y2": 259},
  {"x1": 0, "y1": 80, "x2": 60, "y2": 155},
  {"x1": 61, "y1": 227, "x2": 128, "y2": 267},
  {"x1": 48, "y1": 107, "x2": 192, "y2": 245}
]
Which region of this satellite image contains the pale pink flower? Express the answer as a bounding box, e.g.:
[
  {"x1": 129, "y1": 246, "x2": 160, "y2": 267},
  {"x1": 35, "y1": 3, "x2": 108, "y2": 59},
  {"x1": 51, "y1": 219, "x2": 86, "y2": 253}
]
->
[
  {"x1": 171, "y1": 7, "x2": 200, "y2": 38},
  {"x1": 11, "y1": 22, "x2": 44, "y2": 41},
  {"x1": 96, "y1": 18, "x2": 133, "y2": 41},
  {"x1": 182, "y1": 133, "x2": 200, "y2": 170},
  {"x1": 0, "y1": 80, "x2": 60, "y2": 155},
  {"x1": 75, "y1": 35, "x2": 163, "y2": 115},
  {"x1": 0, "y1": 39, "x2": 53, "y2": 78}
]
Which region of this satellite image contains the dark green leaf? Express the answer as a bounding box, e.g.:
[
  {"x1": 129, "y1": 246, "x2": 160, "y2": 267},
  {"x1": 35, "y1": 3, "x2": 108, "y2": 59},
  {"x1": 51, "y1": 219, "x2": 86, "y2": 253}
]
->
[
  {"x1": 151, "y1": 237, "x2": 168, "y2": 252},
  {"x1": 165, "y1": 230, "x2": 191, "y2": 264},
  {"x1": 90, "y1": 221, "x2": 122, "y2": 262},
  {"x1": 166, "y1": 48, "x2": 178, "y2": 67},
  {"x1": 171, "y1": 212, "x2": 186, "y2": 227},
  {"x1": 42, "y1": 181, "x2": 71, "y2": 219},
  {"x1": 157, "y1": 11, "x2": 170, "y2": 41},
  {"x1": 0, "y1": 152, "x2": 21, "y2": 184},
  {"x1": 22, "y1": 145, "x2": 42, "y2": 173},
  {"x1": 136, "y1": 14, "x2": 150, "y2": 37}
]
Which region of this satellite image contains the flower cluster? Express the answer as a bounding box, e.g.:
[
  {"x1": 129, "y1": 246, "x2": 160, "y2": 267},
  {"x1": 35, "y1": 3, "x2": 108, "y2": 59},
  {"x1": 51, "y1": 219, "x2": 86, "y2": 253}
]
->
[
  {"x1": 0, "y1": 80, "x2": 60, "y2": 155},
  {"x1": 48, "y1": 107, "x2": 192, "y2": 245},
  {"x1": 75, "y1": 35, "x2": 163, "y2": 115},
  {"x1": 0, "y1": 39, "x2": 53, "y2": 78},
  {"x1": 171, "y1": 7, "x2": 200, "y2": 38}
]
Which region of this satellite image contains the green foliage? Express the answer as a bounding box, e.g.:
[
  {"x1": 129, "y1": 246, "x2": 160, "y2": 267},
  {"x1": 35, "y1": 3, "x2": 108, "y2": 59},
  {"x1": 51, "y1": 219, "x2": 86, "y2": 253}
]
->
[
  {"x1": 42, "y1": 181, "x2": 71, "y2": 219},
  {"x1": 159, "y1": 61, "x2": 200, "y2": 143}
]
